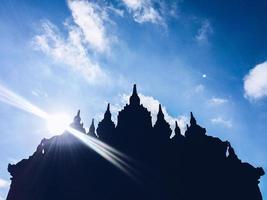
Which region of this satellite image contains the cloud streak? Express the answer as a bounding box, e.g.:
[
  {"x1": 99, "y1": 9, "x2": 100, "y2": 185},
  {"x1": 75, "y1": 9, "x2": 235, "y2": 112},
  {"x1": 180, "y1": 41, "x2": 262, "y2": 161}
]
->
[
  {"x1": 122, "y1": 0, "x2": 164, "y2": 25},
  {"x1": 208, "y1": 97, "x2": 228, "y2": 106},
  {"x1": 195, "y1": 19, "x2": 213, "y2": 43},
  {"x1": 211, "y1": 117, "x2": 232, "y2": 128}
]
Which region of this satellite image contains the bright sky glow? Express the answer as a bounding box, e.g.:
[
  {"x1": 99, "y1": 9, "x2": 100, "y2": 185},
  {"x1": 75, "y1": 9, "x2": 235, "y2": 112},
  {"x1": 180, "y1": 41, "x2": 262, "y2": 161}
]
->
[
  {"x1": 47, "y1": 113, "x2": 72, "y2": 134},
  {"x1": 0, "y1": 83, "x2": 137, "y2": 182}
]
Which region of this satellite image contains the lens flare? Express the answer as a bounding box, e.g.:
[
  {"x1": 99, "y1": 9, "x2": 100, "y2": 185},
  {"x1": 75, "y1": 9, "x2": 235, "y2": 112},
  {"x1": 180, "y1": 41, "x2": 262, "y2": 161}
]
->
[
  {"x1": 47, "y1": 113, "x2": 72, "y2": 134},
  {"x1": 0, "y1": 84, "x2": 138, "y2": 181}
]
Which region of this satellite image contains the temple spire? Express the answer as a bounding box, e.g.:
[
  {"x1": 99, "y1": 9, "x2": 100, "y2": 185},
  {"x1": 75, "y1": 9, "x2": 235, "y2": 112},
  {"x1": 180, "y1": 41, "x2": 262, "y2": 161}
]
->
[
  {"x1": 157, "y1": 104, "x2": 164, "y2": 119},
  {"x1": 133, "y1": 84, "x2": 137, "y2": 95},
  {"x1": 74, "y1": 110, "x2": 81, "y2": 123},
  {"x1": 104, "y1": 103, "x2": 112, "y2": 120},
  {"x1": 96, "y1": 104, "x2": 115, "y2": 141},
  {"x1": 190, "y1": 112, "x2": 197, "y2": 126},
  {"x1": 174, "y1": 121, "x2": 181, "y2": 136},
  {"x1": 70, "y1": 109, "x2": 86, "y2": 133},
  {"x1": 88, "y1": 118, "x2": 96, "y2": 137},
  {"x1": 154, "y1": 104, "x2": 172, "y2": 139},
  {"x1": 185, "y1": 112, "x2": 206, "y2": 138},
  {"x1": 129, "y1": 84, "x2": 140, "y2": 106}
]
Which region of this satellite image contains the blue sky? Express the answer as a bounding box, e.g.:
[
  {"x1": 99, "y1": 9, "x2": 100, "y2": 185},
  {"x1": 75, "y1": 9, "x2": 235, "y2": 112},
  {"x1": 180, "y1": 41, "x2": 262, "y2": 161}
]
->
[{"x1": 0, "y1": 0, "x2": 267, "y2": 199}]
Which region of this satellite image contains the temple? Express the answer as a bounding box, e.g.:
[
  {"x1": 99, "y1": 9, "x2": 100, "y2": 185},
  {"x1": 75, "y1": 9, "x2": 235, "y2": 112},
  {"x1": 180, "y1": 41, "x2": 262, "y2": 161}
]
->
[
  {"x1": 6, "y1": 85, "x2": 265, "y2": 200},
  {"x1": 70, "y1": 110, "x2": 86, "y2": 133},
  {"x1": 97, "y1": 103, "x2": 115, "y2": 143}
]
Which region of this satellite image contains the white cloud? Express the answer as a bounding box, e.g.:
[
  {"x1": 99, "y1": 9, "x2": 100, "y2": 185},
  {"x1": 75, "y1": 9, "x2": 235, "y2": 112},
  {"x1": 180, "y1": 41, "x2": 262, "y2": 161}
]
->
[
  {"x1": 244, "y1": 61, "x2": 267, "y2": 100},
  {"x1": 211, "y1": 117, "x2": 232, "y2": 128},
  {"x1": 113, "y1": 93, "x2": 188, "y2": 134},
  {"x1": 0, "y1": 178, "x2": 9, "y2": 188},
  {"x1": 68, "y1": 0, "x2": 112, "y2": 53},
  {"x1": 122, "y1": 0, "x2": 164, "y2": 25},
  {"x1": 33, "y1": 22, "x2": 106, "y2": 83},
  {"x1": 195, "y1": 19, "x2": 213, "y2": 43},
  {"x1": 33, "y1": 0, "x2": 118, "y2": 83},
  {"x1": 208, "y1": 97, "x2": 228, "y2": 106}
]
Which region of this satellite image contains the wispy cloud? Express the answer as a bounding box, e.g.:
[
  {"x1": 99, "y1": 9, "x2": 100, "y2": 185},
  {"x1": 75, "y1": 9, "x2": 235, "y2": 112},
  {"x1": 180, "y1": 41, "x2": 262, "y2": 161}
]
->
[
  {"x1": 195, "y1": 84, "x2": 205, "y2": 93},
  {"x1": 32, "y1": 0, "x2": 118, "y2": 84},
  {"x1": 68, "y1": 0, "x2": 114, "y2": 53},
  {"x1": 208, "y1": 97, "x2": 228, "y2": 106},
  {"x1": 33, "y1": 22, "x2": 107, "y2": 83},
  {"x1": 244, "y1": 60, "x2": 267, "y2": 100},
  {"x1": 107, "y1": 5, "x2": 125, "y2": 17},
  {"x1": 31, "y1": 89, "x2": 48, "y2": 98},
  {"x1": 121, "y1": 0, "x2": 165, "y2": 25},
  {"x1": 195, "y1": 19, "x2": 213, "y2": 43},
  {"x1": 211, "y1": 117, "x2": 232, "y2": 128}
]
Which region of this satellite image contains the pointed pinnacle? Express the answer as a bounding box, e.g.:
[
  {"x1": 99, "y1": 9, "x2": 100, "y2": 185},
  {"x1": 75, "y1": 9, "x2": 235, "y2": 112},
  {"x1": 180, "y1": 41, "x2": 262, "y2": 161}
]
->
[
  {"x1": 159, "y1": 104, "x2": 163, "y2": 113},
  {"x1": 175, "y1": 121, "x2": 181, "y2": 135},
  {"x1": 157, "y1": 104, "x2": 165, "y2": 119},
  {"x1": 190, "y1": 112, "x2": 197, "y2": 126},
  {"x1": 77, "y1": 109, "x2": 80, "y2": 117},
  {"x1": 175, "y1": 121, "x2": 178, "y2": 128},
  {"x1": 133, "y1": 84, "x2": 137, "y2": 95},
  {"x1": 104, "y1": 103, "x2": 112, "y2": 120}
]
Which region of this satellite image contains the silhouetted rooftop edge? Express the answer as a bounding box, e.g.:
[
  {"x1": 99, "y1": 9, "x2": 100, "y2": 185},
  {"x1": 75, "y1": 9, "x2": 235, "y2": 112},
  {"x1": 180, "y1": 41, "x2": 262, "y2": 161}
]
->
[{"x1": 6, "y1": 84, "x2": 265, "y2": 200}]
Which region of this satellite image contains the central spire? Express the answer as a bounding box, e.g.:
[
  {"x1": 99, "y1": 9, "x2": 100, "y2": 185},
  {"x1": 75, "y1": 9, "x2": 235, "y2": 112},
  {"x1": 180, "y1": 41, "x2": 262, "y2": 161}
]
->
[
  {"x1": 190, "y1": 112, "x2": 197, "y2": 126},
  {"x1": 104, "y1": 103, "x2": 111, "y2": 120},
  {"x1": 129, "y1": 84, "x2": 140, "y2": 106},
  {"x1": 70, "y1": 110, "x2": 86, "y2": 134},
  {"x1": 88, "y1": 118, "x2": 96, "y2": 137},
  {"x1": 157, "y1": 104, "x2": 164, "y2": 119}
]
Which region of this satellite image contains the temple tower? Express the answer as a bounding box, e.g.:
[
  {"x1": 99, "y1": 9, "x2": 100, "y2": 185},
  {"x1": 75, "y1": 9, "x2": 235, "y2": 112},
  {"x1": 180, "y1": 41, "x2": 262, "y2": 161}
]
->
[
  {"x1": 88, "y1": 119, "x2": 97, "y2": 137},
  {"x1": 97, "y1": 103, "x2": 116, "y2": 142},
  {"x1": 153, "y1": 104, "x2": 172, "y2": 140},
  {"x1": 70, "y1": 110, "x2": 86, "y2": 134}
]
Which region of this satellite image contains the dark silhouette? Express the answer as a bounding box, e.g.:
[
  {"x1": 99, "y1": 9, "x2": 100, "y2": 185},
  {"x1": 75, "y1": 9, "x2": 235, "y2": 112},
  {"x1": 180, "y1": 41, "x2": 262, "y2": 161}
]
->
[
  {"x1": 96, "y1": 103, "x2": 115, "y2": 143},
  {"x1": 88, "y1": 118, "x2": 97, "y2": 137},
  {"x1": 7, "y1": 85, "x2": 265, "y2": 200}
]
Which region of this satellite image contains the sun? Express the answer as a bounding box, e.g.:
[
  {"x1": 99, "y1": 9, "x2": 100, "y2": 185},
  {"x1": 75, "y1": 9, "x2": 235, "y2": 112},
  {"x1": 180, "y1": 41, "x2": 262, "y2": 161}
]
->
[{"x1": 47, "y1": 113, "x2": 72, "y2": 134}]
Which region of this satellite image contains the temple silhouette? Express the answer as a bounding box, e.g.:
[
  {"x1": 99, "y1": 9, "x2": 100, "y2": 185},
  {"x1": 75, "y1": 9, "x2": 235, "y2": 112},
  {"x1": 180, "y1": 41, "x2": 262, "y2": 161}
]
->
[{"x1": 7, "y1": 85, "x2": 265, "y2": 200}]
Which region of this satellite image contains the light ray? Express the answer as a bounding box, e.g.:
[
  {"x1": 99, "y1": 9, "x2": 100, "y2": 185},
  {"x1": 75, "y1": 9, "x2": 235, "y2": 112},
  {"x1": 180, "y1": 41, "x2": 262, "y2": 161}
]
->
[
  {"x1": 0, "y1": 83, "x2": 138, "y2": 181},
  {"x1": 87, "y1": 133, "x2": 133, "y2": 161},
  {"x1": 0, "y1": 84, "x2": 49, "y2": 119},
  {"x1": 67, "y1": 127, "x2": 140, "y2": 181}
]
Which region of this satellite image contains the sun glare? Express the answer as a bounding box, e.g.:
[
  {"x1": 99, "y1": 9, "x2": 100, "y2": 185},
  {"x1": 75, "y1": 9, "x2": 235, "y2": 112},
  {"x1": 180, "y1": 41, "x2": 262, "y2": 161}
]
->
[
  {"x1": 0, "y1": 84, "x2": 136, "y2": 179},
  {"x1": 47, "y1": 113, "x2": 72, "y2": 134}
]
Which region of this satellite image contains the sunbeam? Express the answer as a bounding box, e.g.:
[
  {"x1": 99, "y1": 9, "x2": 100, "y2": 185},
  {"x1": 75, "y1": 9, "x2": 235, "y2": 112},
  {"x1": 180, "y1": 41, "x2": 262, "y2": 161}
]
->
[
  {"x1": 67, "y1": 127, "x2": 140, "y2": 182},
  {"x1": 0, "y1": 84, "x2": 137, "y2": 181},
  {"x1": 0, "y1": 84, "x2": 49, "y2": 119}
]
